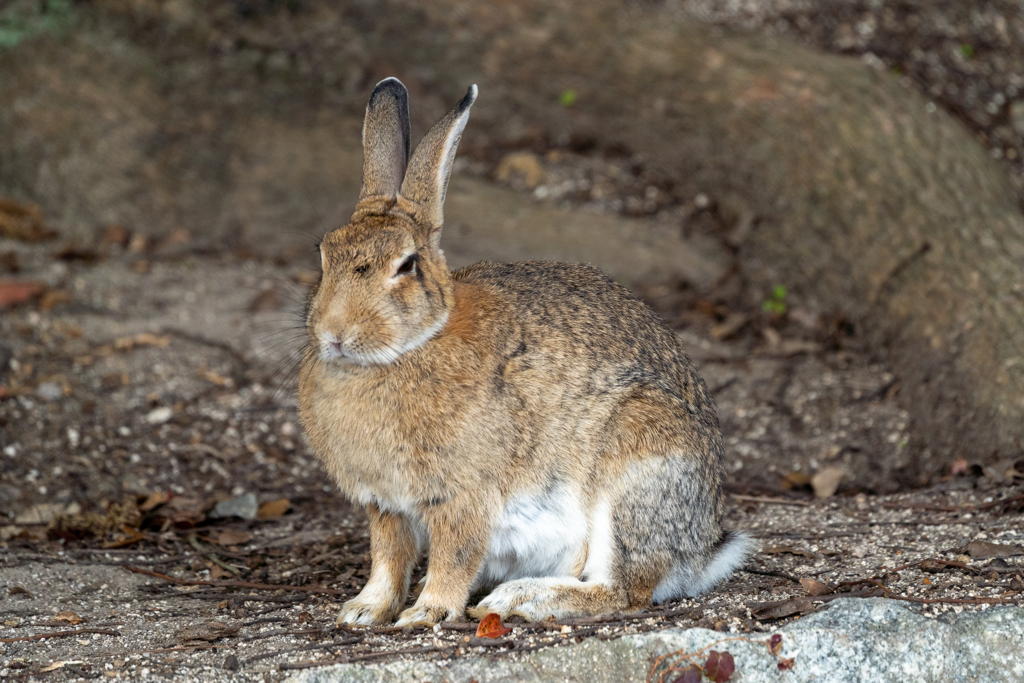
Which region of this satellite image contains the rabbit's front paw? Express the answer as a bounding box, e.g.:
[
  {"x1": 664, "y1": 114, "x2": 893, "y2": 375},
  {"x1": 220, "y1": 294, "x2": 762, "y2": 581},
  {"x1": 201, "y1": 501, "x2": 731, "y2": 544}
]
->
[
  {"x1": 336, "y1": 594, "x2": 400, "y2": 626},
  {"x1": 395, "y1": 603, "x2": 461, "y2": 627}
]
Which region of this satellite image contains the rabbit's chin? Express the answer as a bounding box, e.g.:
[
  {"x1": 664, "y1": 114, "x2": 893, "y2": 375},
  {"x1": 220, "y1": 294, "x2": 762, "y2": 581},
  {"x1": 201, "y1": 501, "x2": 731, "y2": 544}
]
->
[{"x1": 317, "y1": 312, "x2": 450, "y2": 367}]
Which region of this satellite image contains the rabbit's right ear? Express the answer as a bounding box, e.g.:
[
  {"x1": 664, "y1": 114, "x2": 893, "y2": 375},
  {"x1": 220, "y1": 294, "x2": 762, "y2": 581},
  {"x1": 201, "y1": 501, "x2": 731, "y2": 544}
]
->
[
  {"x1": 358, "y1": 77, "x2": 412, "y2": 202},
  {"x1": 399, "y1": 84, "x2": 477, "y2": 235}
]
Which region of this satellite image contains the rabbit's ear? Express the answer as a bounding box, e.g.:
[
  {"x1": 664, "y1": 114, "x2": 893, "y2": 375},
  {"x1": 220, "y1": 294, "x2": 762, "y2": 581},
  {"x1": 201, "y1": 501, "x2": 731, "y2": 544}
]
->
[
  {"x1": 399, "y1": 84, "x2": 477, "y2": 230},
  {"x1": 359, "y1": 77, "x2": 412, "y2": 201}
]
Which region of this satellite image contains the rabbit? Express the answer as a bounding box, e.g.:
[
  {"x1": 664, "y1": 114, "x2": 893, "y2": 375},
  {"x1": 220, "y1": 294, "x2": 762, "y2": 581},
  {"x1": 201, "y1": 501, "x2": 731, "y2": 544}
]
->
[{"x1": 297, "y1": 77, "x2": 751, "y2": 627}]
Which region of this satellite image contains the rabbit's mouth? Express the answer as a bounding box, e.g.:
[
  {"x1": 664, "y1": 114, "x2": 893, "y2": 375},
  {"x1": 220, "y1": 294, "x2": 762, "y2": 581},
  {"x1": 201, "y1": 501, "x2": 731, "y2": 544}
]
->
[
  {"x1": 316, "y1": 331, "x2": 387, "y2": 366},
  {"x1": 315, "y1": 311, "x2": 448, "y2": 366}
]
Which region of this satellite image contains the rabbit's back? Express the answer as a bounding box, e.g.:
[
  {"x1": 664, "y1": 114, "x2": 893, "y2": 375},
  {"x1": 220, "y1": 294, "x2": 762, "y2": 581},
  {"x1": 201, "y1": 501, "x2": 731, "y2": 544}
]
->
[{"x1": 454, "y1": 260, "x2": 722, "y2": 457}]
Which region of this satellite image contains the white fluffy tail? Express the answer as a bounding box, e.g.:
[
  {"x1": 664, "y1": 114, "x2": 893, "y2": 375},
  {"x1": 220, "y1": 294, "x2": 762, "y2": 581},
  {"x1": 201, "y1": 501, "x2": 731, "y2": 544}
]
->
[
  {"x1": 652, "y1": 530, "x2": 755, "y2": 603},
  {"x1": 686, "y1": 530, "x2": 754, "y2": 597}
]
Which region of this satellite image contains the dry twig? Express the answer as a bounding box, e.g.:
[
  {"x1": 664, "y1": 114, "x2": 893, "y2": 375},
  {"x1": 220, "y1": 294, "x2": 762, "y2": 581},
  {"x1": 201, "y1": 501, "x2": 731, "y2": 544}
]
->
[
  {"x1": 123, "y1": 564, "x2": 344, "y2": 596},
  {"x1": 1, "y1": 629, "x2": 119, "y2": 643}
]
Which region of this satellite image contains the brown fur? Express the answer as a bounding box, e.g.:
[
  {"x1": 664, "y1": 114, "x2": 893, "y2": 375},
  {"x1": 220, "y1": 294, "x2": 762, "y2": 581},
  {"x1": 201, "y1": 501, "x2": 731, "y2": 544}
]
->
[{"x1": 298, "y1": 78, "x2": 748, "y2": 627}]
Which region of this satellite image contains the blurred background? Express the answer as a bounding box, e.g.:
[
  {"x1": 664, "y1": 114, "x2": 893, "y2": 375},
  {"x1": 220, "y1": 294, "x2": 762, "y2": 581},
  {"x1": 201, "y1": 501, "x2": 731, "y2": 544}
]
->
[{"x1": 1, "y1": 0, "x2": 1023, "y2": 527}]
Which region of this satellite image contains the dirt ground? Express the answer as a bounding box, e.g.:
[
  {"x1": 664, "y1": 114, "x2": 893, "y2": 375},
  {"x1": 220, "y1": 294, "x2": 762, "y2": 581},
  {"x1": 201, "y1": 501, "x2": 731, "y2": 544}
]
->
[{"x1": 3, "y1": 0, "x2": 1024, "y2": 680}]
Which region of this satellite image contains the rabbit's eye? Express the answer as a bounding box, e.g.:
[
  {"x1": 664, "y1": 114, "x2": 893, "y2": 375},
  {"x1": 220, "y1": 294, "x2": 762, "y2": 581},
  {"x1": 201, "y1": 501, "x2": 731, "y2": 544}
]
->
[{"x1": 396, "y1": 254, "x2": 418, "y2": 276}]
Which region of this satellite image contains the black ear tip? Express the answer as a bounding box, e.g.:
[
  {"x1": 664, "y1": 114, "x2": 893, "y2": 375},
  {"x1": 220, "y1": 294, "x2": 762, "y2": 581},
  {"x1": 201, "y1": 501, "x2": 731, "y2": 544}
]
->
[
  {"x1": 369, "y1": 77, "x2": 409, "y2": 106},
  {"x1": 459, "y1": 84, "x2": 478, "y2": 110}
]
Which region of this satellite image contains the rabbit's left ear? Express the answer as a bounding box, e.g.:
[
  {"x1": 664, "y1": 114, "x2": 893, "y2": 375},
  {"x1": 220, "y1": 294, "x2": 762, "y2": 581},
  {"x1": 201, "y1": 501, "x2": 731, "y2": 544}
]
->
[
  {"x1": 359, "y1": 77, "x2": 412, "y2": 201},
  {"x1": 399, "y1": 85, "x2": 477, "y2": 231}
]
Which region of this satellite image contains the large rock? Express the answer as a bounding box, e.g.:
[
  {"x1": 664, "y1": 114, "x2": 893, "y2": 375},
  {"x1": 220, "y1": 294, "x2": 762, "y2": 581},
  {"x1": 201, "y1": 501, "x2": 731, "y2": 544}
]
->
[
  {"x1": 1, "y1": 0, "x2": 1022, "y2": 470},
  {"x1": 287, "y1": 598, "x2": 1024, "y2": 682}
]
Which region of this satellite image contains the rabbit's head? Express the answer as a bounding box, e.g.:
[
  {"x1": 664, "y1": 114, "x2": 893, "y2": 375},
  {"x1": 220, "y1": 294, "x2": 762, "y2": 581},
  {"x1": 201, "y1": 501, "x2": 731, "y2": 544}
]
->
[{"x1": 306, "y1": 78, "x2": 476, "y2": 366}]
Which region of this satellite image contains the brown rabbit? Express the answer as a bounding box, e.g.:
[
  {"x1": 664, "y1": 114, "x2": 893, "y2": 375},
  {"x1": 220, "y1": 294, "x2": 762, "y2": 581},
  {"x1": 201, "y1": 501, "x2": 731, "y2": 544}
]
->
[{"x1": 298, "y1": 78, "x2": 750, "y2": 627}]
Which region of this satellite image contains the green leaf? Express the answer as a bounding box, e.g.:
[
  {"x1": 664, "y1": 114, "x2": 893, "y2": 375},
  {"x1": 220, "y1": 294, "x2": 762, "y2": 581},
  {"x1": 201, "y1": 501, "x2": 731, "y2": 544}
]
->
[{"x1": 559, "y1": 89, "x2": 578, "y2": 107}]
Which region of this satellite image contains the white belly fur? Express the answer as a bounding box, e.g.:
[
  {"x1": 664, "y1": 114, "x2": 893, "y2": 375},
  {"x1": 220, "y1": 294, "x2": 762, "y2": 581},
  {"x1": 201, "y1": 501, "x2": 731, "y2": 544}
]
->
[{"x1": 474, "y1": 485, "x2": 589, "y2": 590}]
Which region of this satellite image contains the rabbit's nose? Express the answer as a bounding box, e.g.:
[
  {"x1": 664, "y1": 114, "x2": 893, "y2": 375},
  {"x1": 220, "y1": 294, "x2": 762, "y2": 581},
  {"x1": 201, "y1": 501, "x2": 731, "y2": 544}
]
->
[{"x1": 317, "y1": 329, "x2": 348, "y2": 359}]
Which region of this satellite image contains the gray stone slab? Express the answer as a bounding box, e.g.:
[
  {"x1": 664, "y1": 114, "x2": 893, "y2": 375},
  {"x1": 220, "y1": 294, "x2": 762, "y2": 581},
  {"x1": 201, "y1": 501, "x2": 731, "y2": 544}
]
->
[{"x1": 287, "y1": 599, "x2": 1024, "y2": 683}]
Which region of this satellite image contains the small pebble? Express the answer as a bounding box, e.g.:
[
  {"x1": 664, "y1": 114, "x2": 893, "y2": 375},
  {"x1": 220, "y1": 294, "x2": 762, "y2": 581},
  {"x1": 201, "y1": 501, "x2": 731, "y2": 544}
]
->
[
  {"x1": 145, "y1": 407, "x2": 173, "y2": 424},
  {"x1": 35, "y1": 382, "x2": 62, "y2": 401},
  {"x1": 212, "y1": 492, "x2": 258, "y2": 520}
]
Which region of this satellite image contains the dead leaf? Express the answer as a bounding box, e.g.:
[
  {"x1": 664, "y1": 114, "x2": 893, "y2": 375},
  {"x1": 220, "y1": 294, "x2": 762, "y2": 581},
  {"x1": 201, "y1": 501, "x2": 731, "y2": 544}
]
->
[
  {"x1": 779, "y1": 471, "x2": 811, "y2": 489},
  {"x1": 0, "y1": 199, "x2": 56, "y2": 242},
  {"x1": 102, "y1": 527, "x2": 145, "y2": 548},
  {"x1": 15, "y1": 503, "x2": 66, "y2": 525},
  {"x1": 208, "y1": 565, "x2": 234, "y2": 580},
  {"x1": 965, "y1": 541, "x2": 1024, "y2": 559},
  {"x1": 982, "y1": 457, "x2": 1024, "y2": 483},
  {"x1": 0, "y1": 250, "x2": 19, "y2": 273},
  {"x1": 51, "y1": 497, "x2": 142, "y2": 541},
  {"x1": 762, "y1": 545, "x2": 816, "y2": 559},
  {"x1": 0, "y1": 280, "x2": 45, "y2": 309},
  {"x1": 128, "y1": 233, "x2": 148, "y2": 253},
  {"x1": 475, "y1": 613, "x2": 511, "y2": 639},
  {"x1": 53, "y1": 612, "x2": 84, "y2": 625},
  {"x1": 710, "y1": 313, "x2": 749, "y2": 340},
  {"x1": 114, "y1": 333, "x2": 171, "y2": 351},
  {"x1": 751, "y1": 596, "x2": 817, "y2": 620},
  {"x1": 138, "y1": 491, "x2": 170, "y2": 512},
  {"x1": 102, "y1": 225, "x2": 131, "y2": 247},
  {"x1": 210, "y1": 529, "x2": 252, "y2": 546},
  {"x1": 198, "y1": 369, "x2": 234, "y2": 387},
  {"x1": 257, "y1": 498, "x2": 290, "y2": 520},
  {"x1": 675, "y1": 664, "x2": 702, "y2": 683},
  {"x1": 39, "y1": 289, "x2": 71, "y2": 311},
  {"x1": 811, "y1": 466, "x2": 845, "y2": 498},
  {"x1": 162, "y1": 497, "x2": 209, "y2": 527},
  {"x1": 39, "y1": 662, "x2": 68, "y2": 673},
  {"x1": 949, "y1": 459, "x2": 970, "y2": 476},
  {"x1": 159, "y1": 227, "x2": 191, "y2": 250},
  {"x1": 799, "y1": 578, "x2": 832, "y2": 596},
  {"x1": 920, "y1": 558, "x2": 952, "y2": 573},
  {"x1": 55, "y1": 245, "x2": 99, "y2": 263},
  {"x1": 779, "y1": 339, "x2": 822, "y2": 356},
  {"x1": 817, "y1": 444, "x2": 843, "y2": 462},
  {"x1": 174, "y1": 621, "x2": 239, "y2": 644},
  {"x1": 703, "y1": 650, "x2": 735, "y2": 683}
]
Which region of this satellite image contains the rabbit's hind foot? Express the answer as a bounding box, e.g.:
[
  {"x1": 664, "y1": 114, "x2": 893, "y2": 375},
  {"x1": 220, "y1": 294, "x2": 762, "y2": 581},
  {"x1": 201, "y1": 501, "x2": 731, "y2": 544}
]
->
[{"x1": 468, "y1": 577, "x2": 632, "y2": 622}]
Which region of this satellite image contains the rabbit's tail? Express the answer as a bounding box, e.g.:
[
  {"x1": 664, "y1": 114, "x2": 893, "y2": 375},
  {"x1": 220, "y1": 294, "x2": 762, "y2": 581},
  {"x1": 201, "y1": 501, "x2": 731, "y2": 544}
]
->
[{"x1": 685, "y1": 530, "x2": 754, "y2": 597}]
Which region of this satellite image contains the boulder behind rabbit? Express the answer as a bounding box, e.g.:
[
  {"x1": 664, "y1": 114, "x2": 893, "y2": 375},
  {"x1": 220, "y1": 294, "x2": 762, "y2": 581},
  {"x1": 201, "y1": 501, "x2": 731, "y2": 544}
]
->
[{"x1": 298, "y1": 78, "x2": 750, "y2": 627}]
